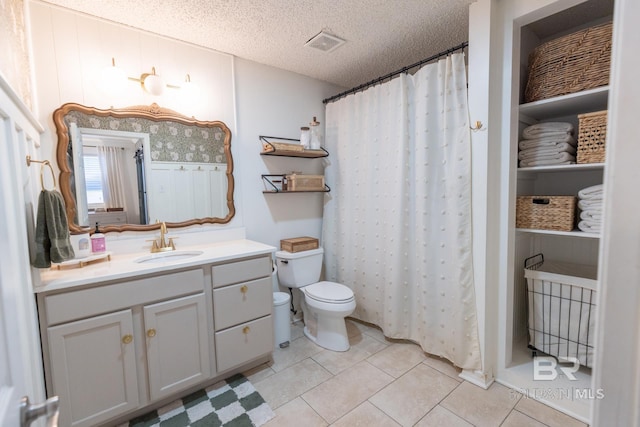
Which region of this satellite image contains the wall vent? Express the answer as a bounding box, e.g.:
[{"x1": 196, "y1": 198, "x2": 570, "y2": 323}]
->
[{"x1": 304, "y1": 31, "x2": 346, "y2": 53}]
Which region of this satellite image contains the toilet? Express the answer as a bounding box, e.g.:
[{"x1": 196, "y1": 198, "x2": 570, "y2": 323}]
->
[{"x1": 275, "y1": 248, "x2": 355, "y2": 351}]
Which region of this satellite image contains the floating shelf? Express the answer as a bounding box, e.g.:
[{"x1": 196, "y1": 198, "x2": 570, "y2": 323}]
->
[{"x1": 259, "y1": 135, "x2": 329, "y2": 158}]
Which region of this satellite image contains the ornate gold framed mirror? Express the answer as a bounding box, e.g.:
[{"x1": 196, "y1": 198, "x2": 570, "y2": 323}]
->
[{"x1": 53, "y1": 103, "x2": 234, "y2": 234}]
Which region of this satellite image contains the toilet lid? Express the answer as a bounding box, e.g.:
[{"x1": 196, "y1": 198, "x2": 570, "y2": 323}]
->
[{"x1": 305, "y1": 281, "x2": 354, "y2": 303}]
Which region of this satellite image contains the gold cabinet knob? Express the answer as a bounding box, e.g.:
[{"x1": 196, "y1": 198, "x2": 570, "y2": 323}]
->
[
  {"x1": 242, "y1": 326, "x2": 250, "y2": 334},
  {"x1": 240, "y1": 285, "x2": 248, "y2": 294},
  {"x1": 122, "y1": 334, "x2": 133, "y2": 344},
  {"x1": 147, "y1": 329, "x2": 156, "y2": 338}
]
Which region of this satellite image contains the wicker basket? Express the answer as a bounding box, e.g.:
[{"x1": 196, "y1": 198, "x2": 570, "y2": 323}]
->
[
  {"x1": 577, "y1": 110, "x2": 607, "y2": 164},
  {"x1": 285, "y1": 174, "x2": 325, "y2": 191},
  {"x1": 516, "y1": 196, "x2": 576, "y2": 231},
  {"x1": 524, "y1": 22, "x2": 612, "y2": 103}
]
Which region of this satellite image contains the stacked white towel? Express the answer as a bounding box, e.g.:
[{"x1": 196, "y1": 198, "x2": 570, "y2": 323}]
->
[
  {"x1": 577, "y1": 184, "x2": 603, "y2": 234},
  {"x1": 519, "y1": 122, "x2": 576, "y2": 167}
]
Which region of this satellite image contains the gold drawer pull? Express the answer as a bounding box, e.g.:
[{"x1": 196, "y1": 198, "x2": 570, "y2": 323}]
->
[
  {"x1": 240, "y1": 285, "x2": 248, "y2": 294},
  {"x1": 243, "y1": 326, "x2": 250, "y2": 334},
  {"x1": 147, "y1": 329, "x2": 156, "y2": 338},
  {"x1": 122, "y1": 334, "x2": 133, "y2": 344}
]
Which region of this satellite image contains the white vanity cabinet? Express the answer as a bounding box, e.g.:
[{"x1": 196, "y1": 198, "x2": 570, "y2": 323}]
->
[
  {"x1": 211, "y1": 255, "x2": 274, "y2": 372},
  {"x1": 37, "y1": 241, "x2": 276, "y2": 426},
  {"x1": 39, "y1": 269, "x2": 211, "y2": 427}
]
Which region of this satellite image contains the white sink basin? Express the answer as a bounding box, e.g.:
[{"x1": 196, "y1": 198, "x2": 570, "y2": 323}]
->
[{"x1": 134, "y1": 250, "x2": 204, "y2": 264}]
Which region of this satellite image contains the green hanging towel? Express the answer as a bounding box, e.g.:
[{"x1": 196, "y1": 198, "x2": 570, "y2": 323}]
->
[{"x1": 33, "y1": 190, "x2": 75, "y2": 268}]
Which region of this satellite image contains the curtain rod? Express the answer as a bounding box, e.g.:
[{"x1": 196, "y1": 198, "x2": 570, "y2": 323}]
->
[{"x1": 322, "y1": 41, "x2": 468, "y2": 104}]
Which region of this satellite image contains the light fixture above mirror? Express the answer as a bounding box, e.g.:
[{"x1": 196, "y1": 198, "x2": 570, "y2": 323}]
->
[{"x1": 100, "y1": 58, "x2": 196, "y2": 96}]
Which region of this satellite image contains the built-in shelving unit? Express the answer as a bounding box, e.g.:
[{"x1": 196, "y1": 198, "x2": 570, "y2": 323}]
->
[{"x1": 498, "y1": 2, "x2": 613, "y2": 421}]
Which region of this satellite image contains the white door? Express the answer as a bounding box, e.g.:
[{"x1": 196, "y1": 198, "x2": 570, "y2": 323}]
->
[{"x1": 0, "y1": 83, "x2": 49, "y2": 425}]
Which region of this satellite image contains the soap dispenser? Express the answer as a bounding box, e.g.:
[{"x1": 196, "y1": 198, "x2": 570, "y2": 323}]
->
[{"x1": 91, "y1": 222, "x2": 106, "y2": 253}]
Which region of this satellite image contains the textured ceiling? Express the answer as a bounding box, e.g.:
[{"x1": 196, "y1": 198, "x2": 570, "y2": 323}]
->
[{"x1": 39, "y1": 0, "x2": 475, "y2": 89}]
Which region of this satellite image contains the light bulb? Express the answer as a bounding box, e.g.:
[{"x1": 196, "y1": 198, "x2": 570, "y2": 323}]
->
[
  {"x1": 100, "y1": 58, "x2": 127, "y2": 94},
  {"x1": 141, "y1": 67, "x2": 165, "y2": 96},
  {"x1": 182, "y1": 73, "x2": 199, "y2": 98}
]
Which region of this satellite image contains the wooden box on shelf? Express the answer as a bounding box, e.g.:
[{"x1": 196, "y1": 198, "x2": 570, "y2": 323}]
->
[
  {"x1": 285, "y1": 174, "x2": 325, "y2": 191},
  {"x1": 280, "y1": 237, "x2": 319, "y2": 253},
  {"x1": 524, "y1": 21, "x2": 612, "y2": 103},
  {"x1": 262, "y1": 142, "x2": 304, "y2": 153},
  {"x1": 516, "y1": 196, "x2": 576, "y2": 231},
  {"x1": 577, "y1": 110, "x2": 607, "y2": 164}
]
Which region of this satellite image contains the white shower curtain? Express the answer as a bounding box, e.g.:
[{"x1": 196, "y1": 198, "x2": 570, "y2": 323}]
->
[
  {"x1": 323, "y1": 53, "x2": 481, "y2": 370},
  {"x1": 97, "y1": 146, "x2": 126, "y2": 210}
]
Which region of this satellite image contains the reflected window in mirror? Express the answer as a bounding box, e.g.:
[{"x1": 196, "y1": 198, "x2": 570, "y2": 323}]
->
[{"x1": 54, "y1": 103, "x2": 235, "y2": 234}]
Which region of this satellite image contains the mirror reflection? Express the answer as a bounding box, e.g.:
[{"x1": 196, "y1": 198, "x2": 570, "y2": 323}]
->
[{"x1": 53, "y1": 103, "x2": 235, "y2": 234}]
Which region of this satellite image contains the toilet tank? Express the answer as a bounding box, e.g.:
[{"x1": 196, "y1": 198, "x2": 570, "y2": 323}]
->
[{"x1": 275, "y1": 247, "x2": 323, "y2": 288}]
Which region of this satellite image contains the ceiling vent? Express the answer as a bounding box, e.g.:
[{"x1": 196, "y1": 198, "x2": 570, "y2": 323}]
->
[{"x1": 304, "y1": 31, "x2": 346, "y2": 53}]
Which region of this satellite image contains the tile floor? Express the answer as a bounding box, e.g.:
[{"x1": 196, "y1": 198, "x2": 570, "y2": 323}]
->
[{"x1": 243, "y1": 319, "x2": 588, "y2": 427}]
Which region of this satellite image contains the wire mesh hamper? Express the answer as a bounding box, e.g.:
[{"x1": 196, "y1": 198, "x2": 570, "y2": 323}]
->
[{"x1": 524, "y1": 254, "x2": 597, "y2": 368}]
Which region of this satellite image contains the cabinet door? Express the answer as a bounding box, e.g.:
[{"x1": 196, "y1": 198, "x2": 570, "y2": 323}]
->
[
  {"x1": 143, "y1": 293, "x2": 211, "y2": 401},
  {"x1": 48, "y1": 309, "x2": 139, "y2": 427}
]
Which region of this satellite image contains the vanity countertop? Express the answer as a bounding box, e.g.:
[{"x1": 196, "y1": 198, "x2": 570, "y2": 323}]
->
[{"x1": 36, "y1": 239, "x2": 275, "y2": 293}]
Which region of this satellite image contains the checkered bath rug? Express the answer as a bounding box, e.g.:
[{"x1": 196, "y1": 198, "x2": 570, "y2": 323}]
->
[{"x1": 128, "y1": 374, "x2": 274, "y2": 427}]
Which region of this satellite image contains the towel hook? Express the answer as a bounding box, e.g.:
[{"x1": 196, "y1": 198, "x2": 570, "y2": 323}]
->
[
  {"x1": 470, "y1": 120, "x2": 484, "y2": 131},
  {"x1": 26, "y1": 155, "x2": 57, "y2": 190}
]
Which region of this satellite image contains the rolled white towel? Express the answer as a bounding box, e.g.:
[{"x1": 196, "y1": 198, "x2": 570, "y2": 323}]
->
[
  {"x1": 523, "y1": 122, "x2": 574, "y2": 139},
  {"x1": 519, "y1": 152, "x2": 576, "y2": 167},
  {"x1": 580, "y1": 210, "x2": 602, "y2": 221},
  {"x1": 518, "y1": 142, "x2": 576, "y2": 160},
  {"x1": 578, "y1": 220, "x2": 601, "y2": 234},
  {"x1": 519, "y1": 135, "x2": 576, "y2": 150},
  {"x1": 578, "y1": 184, "x2": 604, "y2": 200},
  {"x1": 578, "y1": 199, "x2": 603, "y2": 210}
]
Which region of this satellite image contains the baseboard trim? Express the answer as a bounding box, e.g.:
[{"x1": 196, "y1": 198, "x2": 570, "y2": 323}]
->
[{"x1": 459, "y1": 369, "x2": 494, "y2": 389}]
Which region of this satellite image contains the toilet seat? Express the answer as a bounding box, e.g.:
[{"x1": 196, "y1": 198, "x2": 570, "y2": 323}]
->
[{"x1": 304, "y1": 281, "x2": 354, "y2": 304}]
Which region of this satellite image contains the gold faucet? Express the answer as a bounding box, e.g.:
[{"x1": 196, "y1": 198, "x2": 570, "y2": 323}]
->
[{"x1": 150, "y1": 221, "x2": 176, "y2": 252}]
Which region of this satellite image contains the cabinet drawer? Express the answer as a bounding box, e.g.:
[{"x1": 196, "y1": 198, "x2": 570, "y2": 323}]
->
[
  {"x1": 215, "y1": 316, "x2": 273, "y2": 372},
  {"x1": 211, "y1": 255, "x2": 271, "y2": 288},
  {"x1": 45, "y1": 269, "x2": 204, "y2": 325},
  {"x1": 213, "y1": 277, "x2": 272, "y2": 331}
]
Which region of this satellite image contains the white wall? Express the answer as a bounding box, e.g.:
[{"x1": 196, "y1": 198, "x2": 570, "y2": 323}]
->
[
  {"x1": 592, "y1": 0, "x2": 640, "y2": 424},
  {"x1": 27, "y1": 1, "x2": 342, "y2": 250},
  {"x1": 233, "y1": 58, "x2": 342, "y2": 248}
]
